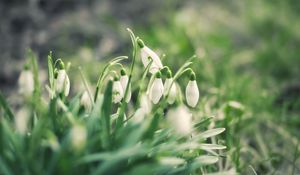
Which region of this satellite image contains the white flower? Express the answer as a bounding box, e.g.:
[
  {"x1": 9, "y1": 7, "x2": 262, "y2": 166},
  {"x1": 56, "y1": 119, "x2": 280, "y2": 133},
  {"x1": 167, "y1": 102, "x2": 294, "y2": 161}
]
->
[
  {"x1": 15, "y1": 107, "x2": 30, "y2": 134},
  {"x1": 112, "y1": 80, "x2": 124, "y2": 103},
  {"x1": 167, "y1": 105, "x2": 192, "y2": 135},
  {"x1": 131, "y1": 107, "x2": 147, "y2": 123},
  {"x1": 120, "y1": 74, "x2": 131, "y2": 103},
  {"x1": 56, "y1": 69, "x2": 70, "y2": 97},
  {"x1": 70, "y1": 124, "x2": 87, "y2": 150},
  {"x1": 18, "y1": 69, "x2": 34, "y2": 96},
  {"x1": 138, "y1": 39, "x2": 163, "y2": 74},
  {"x1": 149, "y1": 72, "x2": 164, "y2": 104},
  {"x1": 185, "y1": 73, "x2": 199, "y2": 107},
  {"x1": 140, "y1": 93, "x2": 152, "y2": 113},
  {"x1": 80, "y1": 91, "x2": 92, "y2": 112},
  {"x1": 164, "y1": 78, "x2": 177, "y2": 104}
]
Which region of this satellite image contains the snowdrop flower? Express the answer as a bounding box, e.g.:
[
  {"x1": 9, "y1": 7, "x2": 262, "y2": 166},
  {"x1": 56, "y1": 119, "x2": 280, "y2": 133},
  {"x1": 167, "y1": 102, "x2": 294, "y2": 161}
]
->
[
  {"x1": 18, "y1": 65, "x2": 34, "y2": 96},
  {"x1": 137, "y1": 39, "x2": 163, "y2": 74},
  {"x1": 120, "y1": 69, "x2": 131, "y2": 103},
  {"x1": 55, "y1": 61, "x2": 70, "y2": 97},
  {"x1": 185, "y1": 72, "x2": 199, "y2": 107},
  {"x1": 140, "y1": 93, "x2": 152, "y2": 113},
  {"x1": 149, "y1": 71, "x2": 164, "y2": 104},
  {"x1": 112, "y1": 77, "x2": 124, "y2": 103},
  {"x1": 15, "y1": 107, "x2": 30, "y2": 134},
  {"x1": 131, "y1": 93, "x2": 152, "y2": 123},
  {"x1": 163, "y1": 70, "x2": 177, "y2": 104},
  {"x1": 80, "y1": 91, "x2": 92, "y2": 112},
  {"x1": 131, "y1": 107, "x2": 146, "y2": 123},
  {"x1": 70, "y1": 124, "x2": 87, "y2": 151},
  {"x1": 167, "y1": 105, "x2": 192, "y2": 135}
]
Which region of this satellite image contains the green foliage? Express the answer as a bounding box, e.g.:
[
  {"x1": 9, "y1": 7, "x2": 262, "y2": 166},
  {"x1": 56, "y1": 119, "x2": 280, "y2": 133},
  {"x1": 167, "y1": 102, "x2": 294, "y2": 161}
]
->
[{"x1": 0, "y1": 30, "x2": 227, "y2": 175}]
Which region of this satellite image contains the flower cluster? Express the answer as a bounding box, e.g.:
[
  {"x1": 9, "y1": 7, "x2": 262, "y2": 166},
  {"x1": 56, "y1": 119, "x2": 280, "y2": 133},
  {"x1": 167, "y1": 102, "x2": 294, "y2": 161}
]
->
[
  {"x1": 11, "y1": 29, "x2": 227, "y2": 174},
  {"x1": 18, "y1": 36, "x2": 201, "y2": 136}
]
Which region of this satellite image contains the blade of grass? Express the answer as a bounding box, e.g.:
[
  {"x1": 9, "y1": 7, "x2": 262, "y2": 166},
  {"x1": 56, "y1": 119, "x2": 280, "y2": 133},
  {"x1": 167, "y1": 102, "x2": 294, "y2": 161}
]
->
[
  {"x1": 0, "y1": 91, "x2": 14, "y2": 120},
  {"x1": 47, "y1": 51, "x2": 54, "y2": 90},
  {"x1": 100, "y1": 80, "x2": 113, "y2": 150}
]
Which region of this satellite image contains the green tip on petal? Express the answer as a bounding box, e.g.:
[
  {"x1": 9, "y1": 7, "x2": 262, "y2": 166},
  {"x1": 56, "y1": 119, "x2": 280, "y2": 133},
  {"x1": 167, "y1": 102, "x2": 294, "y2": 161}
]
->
[
  {"x1": 137, "y1": 39, "x2": 145, "y2": 48},
  {"x1": 57, "y1": 60, "x2": 65, "y2": 70},
  {"x1": 23, "y1": 64, "x2": 30, "y2": 70},
  {"x1": 120, "y1": 68, "x2": 126, "y2": 76},
  {"x1": 54, "y1": 69, "x2": 58, "y2": 79},
  {"x1": 155, "y1": 71, "x2": 162, "y2": 78},
  {"x1": 114, "y1": 76, "x2": 119, "y2": 81},
  {"x1": 190, "y1": 71, "x2": 196, "y2": 81},
  {"x1": 166, "y1": 69, "x2": 172, "y2": 78}
]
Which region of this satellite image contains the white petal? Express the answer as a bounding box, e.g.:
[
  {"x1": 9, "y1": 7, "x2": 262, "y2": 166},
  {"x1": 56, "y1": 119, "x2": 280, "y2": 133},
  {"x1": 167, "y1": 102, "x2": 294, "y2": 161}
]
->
[
  {"x1": 149, "y1": 78, "x2": 164, "y2": 104},
  {"x1": 80, "y1": 91, "x2": 92, "y2": 112},
  {"x1": 112, "y1": 81, "x2": 124, "y2": 103},
  {"x1": 71, "y1": 125, "x2": 87, "y2": 150},
  {"x1": 140, "y1": 94, "x2": 152, "y2": 113},
  {"x1": 164, "y1": 78, "x2": 177, "y2": 104},
  {"x1": 64, "y1": 74, "x2": 70, "y2": 96},
  {"x1": 131, "y1": 107, "x2": 146, "y2": 123},
  {"x1": 18, "y1": 70, "x2": 34, "y2": 96},
  {"x1": 120, "y1": 75, "x2": 129, "y2": 90},
  {"x1": 120, "y1": 75, "x2": 131, "y2": 102},
  {"x1": 185, "y1": 80, "x2": 199, "y2": 107},
  {"x1": 148, "y1": 64, "x2": 160, "y2": 74},
  {"x1": 167, "y1": 105, "x2": 192, "y2": 135},
  {"x1": 15, "y1": 107, "x2": 30, "y2": 134},
  {"x1": 56, "y1": 69, "x2": 70, "y2": 97},
  {"x1": 141, "y1": 46, "x2": 163, "y2": 74},
  {"x1": 143, "y1": 46, "x2": 163, "y2": 68},
  {"x1": 163, "y1": 78, "x2": 173, "y2": 95},
  {"x1": 167, "y1": 83, "x2": 177, "y2": 104}
]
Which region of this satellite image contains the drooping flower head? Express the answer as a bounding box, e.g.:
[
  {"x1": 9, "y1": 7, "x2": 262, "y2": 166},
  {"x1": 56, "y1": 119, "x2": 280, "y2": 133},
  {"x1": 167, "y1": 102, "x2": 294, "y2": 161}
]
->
[
  {"x1": 120, "y1": 68, "x2": 131, "y2": 103},
  {"x1": 163, "y1": 69, "x2": 177, "y2": 104},
  {"x1": 55, "y1": 60, "x2": 70, "y2": 97},
  {"x1": 80, "y1": 91, "x2": 92, "y2": 112},
  {"x1": 149, "y1": 71, "x2": 164, "y2": 104},
  {"x1": 167, "y1": 105, "x2": 192, "y2": 136},
  {"x1": 70, "y1": 124, "x2": 87, "y2": 151},
  {"x1": 112, "y1": 76, "x2": 124, "y2": 104},
  {"x1": 137, "y1": 39, "x2": 163, "y2": 74},
  {"x1": 185, "y1": 71, "x2": 199, "y2": 107},
  {"x1": 18, "y1": 64, "x2": 34, "y2": 96}
]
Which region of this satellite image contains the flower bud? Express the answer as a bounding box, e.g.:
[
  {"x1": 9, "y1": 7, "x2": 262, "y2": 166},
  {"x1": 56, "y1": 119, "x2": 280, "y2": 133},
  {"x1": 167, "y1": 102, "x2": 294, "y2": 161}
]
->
[
  {"x1": 167, "y1": 105, "x2": 192, "y2": 135},
  {"x1": 112, "y1": 77, "x2": 124, "y2": 103},
  {"x1": 120, "y1": 69, "x2": 131, "y2": 103},
  {"x1": 80, "y1": 91, "x2": 92, "y2": 112},
  {"x1": 15, "y1": 107, "x2": 30, "y2": 134},
  {"x1": 149, "y1": 72, "x2": 164, "y2": 104},
  {"x1": 18, "y1": 67, "x2": 34, "y2": 96},
  {"x1": 70, "y1": 124, "x2": 87, "y2": 151},
  {"x1": 140, "y1": 93, "x2": 152, "y2": 113},
  {"x1": 55, "y1": 64, "x2": 70, "y2": 97},
  {"x1": 185, "y1": 72, "x2": 199, "y2": 107},
  {"x1": 164, "y1": 78, "x2": 177, "y2": 104},
  {"x1": 131, "y1": 107, "x2": 147, "y2": 124}
]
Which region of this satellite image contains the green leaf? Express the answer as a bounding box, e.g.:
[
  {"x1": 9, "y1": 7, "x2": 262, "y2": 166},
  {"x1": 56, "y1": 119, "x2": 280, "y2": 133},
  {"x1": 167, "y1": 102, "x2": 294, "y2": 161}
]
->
[
  {"x1": 0, "y1": 91, "x2": 14, "y2": 120},
  {"x1": 194, "y1": 155, "x2": 219, "y2": 165},
  {"x1": 100, "y1": 80, "x2": 113, "y2": 150},
  {"x1": 194, "y1": 128, "x2": 226, "y2": 140},
  {"x1": 29, "y1": 50, "x2": 41, "y2": 96},
  {"x1": 47, "y1": 51, "x2": 54, "y2": 89},
  {"x1": 0, "y1": 156, "x2": 13, "y2": 175},
  {"x1": 142, "y1": 109, "x2": 162, "y2": 140}
]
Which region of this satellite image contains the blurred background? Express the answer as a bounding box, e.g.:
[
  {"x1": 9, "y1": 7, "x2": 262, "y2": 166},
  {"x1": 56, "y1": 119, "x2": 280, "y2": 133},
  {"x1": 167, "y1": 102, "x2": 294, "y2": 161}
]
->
[{"x1": 0, "y1": 0, "x2": 300, "y2": 174}]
